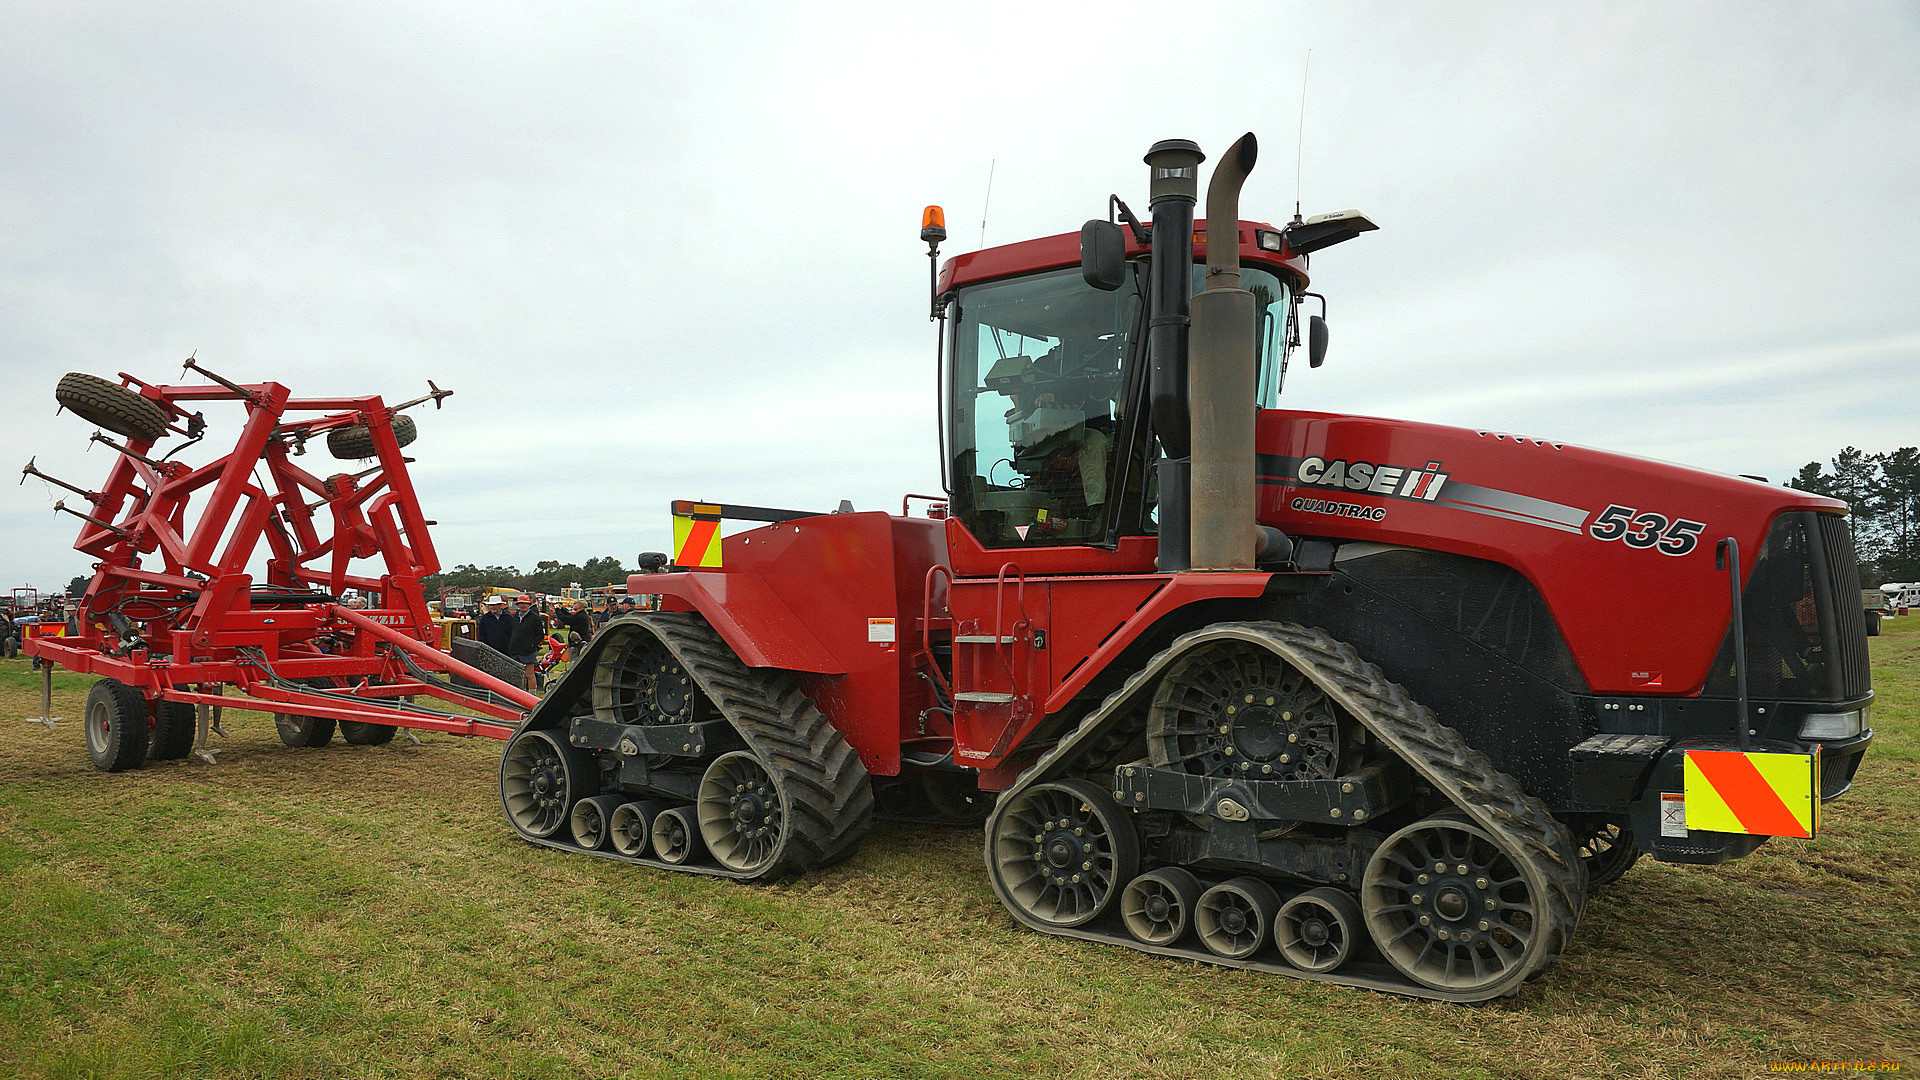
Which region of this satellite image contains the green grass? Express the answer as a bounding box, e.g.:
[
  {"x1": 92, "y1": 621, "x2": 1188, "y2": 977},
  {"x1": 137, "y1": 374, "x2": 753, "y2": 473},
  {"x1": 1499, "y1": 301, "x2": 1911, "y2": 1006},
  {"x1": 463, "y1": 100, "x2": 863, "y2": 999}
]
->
[{"x1": 1, "y1": 625, "x2": 1917, "y2": 1079}]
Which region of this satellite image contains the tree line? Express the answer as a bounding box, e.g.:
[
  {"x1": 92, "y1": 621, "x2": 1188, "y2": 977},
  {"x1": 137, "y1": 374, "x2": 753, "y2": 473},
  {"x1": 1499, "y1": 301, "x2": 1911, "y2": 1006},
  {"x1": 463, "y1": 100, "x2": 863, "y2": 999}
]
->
[
  {"x1": 421, "y1": 555, "x2": 631, "y2": 598},
  {"x1": 1790, "y1": 446, "x2": 1920, "y2": 586}
]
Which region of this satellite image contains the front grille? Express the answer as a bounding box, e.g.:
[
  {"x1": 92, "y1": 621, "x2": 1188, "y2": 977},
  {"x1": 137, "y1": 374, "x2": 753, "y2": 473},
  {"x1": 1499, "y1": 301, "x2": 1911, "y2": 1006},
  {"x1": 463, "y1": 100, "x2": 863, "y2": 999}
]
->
[
  {"x1": 1705, "y1": 512, "x2": 1871, "y2": 702},
  {"x1": 1816, "y1": 514, "x2": 1872, "y2": 699}
]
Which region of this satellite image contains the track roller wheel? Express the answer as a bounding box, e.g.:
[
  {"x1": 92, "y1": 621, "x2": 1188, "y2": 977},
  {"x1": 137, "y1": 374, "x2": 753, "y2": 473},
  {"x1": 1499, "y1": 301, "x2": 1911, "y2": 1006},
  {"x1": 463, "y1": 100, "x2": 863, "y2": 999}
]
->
[
  {"x1": 651, "y1": 806, "x2": 703, "y2": 865},
  {"x1": 986, "y1": 778, "x2": 1139, "y2": 929},
  {"x1": 1362, "y1": 814, "x2": 1552, "y2": 995},
  {"x1": 56, "y1": 373, "x2": 170, "y2": 443},
  {"x1": 570, "y1": 794, "x2": 627, "y2": 850},
  {"x1": 149, "y1": 700, "x2": 196, "y2": 761},
  {"x1": 698, "y1": 751, "x2": 788, "y2": 875},
  {"x1": 84, "y1": 679, "x2": 150, "y2": 772},
  {"x1": 499, "y1": 729, "x2": 597, "y2": 839},
  {"x1": 1120, "y1": 867, "x2": 1203, "y2": 946},
  {"x1": 609, "y1": 799, "x2": 667, "y2": 857},
  {"x1": 339, "y1": 719, "x2": 398, "y2": 746},
  {"x1": 1195, "y1": 877, "x2": 1281, "y2": 960},
  {"x1": 1569, "y1": 814, "x2": 1639, "y2": 888},
  {"x1": 1275, "y1": 887, "x2": 1364, "y2": 973}
]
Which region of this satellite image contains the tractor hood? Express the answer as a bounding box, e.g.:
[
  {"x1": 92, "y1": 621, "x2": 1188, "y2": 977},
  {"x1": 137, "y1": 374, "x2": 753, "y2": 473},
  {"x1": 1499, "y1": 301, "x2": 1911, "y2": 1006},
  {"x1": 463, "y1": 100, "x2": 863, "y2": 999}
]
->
[{"x1": 1254, "y1": 409, "x2": 1848, "y2": 696}]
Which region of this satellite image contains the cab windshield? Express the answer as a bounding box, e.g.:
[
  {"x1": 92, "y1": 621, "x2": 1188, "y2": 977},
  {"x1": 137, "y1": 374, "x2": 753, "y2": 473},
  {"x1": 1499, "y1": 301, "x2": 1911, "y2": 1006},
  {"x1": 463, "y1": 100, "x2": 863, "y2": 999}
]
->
[{"x1": 946, "y1": 261, "x2": 1292, "y2": 549}]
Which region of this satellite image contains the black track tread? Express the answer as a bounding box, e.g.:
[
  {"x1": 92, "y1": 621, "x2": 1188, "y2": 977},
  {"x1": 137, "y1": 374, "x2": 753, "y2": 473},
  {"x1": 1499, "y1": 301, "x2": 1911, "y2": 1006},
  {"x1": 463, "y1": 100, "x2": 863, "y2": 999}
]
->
[
  {"x1": 55, "y1": 373, "x2": 169, "y2": 443},
  {"x1": 988, "y1": 619, "x2": 1585, "y2": 1003},
  {"x1": 150, "y1": 701, "x2": 196, "y2": 760},
  {"x1": 86, "y1": 679, "x2": 150, "y2": 772},
  {"x1": 510, "y1": 613, "x2": 873, "y2": 882},
  {"x1": 326, "y1": 414, "x2": 417, "y2": 460}
]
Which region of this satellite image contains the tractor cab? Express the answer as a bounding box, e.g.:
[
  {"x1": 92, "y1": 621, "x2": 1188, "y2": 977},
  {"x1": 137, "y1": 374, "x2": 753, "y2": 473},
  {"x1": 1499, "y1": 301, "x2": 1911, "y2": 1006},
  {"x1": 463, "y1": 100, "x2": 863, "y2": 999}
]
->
[{"x1": 937, "y1": 228, "x2": 1304, "y2": 554}]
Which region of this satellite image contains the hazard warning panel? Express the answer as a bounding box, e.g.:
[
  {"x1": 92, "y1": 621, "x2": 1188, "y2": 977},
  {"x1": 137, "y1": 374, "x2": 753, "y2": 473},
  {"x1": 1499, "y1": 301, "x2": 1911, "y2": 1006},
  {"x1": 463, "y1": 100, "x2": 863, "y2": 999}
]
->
[
  {"x1": 673, "y1": 503, "x2": 723, "y2": 568},
  {"x1": 1682, "y1": 748, "x2": 1821, "y2": 839}
]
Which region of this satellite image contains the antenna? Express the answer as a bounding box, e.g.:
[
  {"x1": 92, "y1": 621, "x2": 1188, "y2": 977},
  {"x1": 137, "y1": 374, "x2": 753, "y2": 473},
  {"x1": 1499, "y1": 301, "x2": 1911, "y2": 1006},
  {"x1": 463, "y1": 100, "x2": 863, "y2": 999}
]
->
[
  {"x1": 979, "y1": 158, "x2": 996, "y2": 248},
  {"x1": 1293, "y1": 49, "x2": 1311, "y2": 224}
]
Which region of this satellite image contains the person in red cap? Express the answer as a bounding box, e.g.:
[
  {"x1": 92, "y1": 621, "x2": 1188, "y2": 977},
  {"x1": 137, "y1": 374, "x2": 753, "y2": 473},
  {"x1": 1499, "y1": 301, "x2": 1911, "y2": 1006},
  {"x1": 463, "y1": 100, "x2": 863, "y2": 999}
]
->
[{"x1": 506, "y1": 595, "x2": 547, "y2": 690}]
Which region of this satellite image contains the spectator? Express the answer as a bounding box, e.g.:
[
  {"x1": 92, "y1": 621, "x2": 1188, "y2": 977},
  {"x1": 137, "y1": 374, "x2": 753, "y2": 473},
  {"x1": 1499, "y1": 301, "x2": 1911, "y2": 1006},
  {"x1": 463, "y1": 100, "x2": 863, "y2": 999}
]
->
[
  {"x1": 506, "y1": 595, "x2": 547, "y2": 691},
  {"x1": 477, "y1": 595, "x2": 514, "y2": 654},
  {"x1": 556, "y1": 602, "x2": 592, "y2": 645}
]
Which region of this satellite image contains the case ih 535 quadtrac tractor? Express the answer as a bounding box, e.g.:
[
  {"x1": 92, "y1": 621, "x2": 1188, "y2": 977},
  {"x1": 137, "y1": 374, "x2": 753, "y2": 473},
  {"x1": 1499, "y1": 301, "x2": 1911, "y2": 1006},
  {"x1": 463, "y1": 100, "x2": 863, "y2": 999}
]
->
[{"x1": 500, "y1": 134, "x2": 1873, "y2": 1001}]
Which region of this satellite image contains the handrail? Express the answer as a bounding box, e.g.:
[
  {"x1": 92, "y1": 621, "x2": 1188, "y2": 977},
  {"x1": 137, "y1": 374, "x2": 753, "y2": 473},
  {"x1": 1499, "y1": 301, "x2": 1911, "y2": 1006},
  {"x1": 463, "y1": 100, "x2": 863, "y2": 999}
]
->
[
  {"x1": 901, "y1": 493, "x2": 949, "y2": 517},
  {"x1": 919, "y1": 564, "x2": 955, "y2": 701},
  {"x1": 992, "y1": 562, "x2": 1032, "y2": 709}
]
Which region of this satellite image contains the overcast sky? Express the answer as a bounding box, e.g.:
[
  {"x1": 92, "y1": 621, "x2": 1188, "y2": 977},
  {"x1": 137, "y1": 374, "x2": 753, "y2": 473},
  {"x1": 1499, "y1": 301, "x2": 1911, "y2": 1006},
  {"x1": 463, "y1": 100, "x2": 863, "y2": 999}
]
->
[{"x1": 4, "y1": 2, "x2": 1917, "y2": 592}]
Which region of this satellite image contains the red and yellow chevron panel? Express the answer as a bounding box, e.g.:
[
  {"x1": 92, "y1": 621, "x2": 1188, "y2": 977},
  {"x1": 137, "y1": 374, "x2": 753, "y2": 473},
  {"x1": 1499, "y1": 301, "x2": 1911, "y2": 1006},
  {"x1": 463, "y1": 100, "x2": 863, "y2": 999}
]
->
[
  {"x1": 672, "y1": 503, "x2": 723, "y2": 568},
  {"x1": 1682, "y1": 748, "x2": 1820, "y2": 839}
]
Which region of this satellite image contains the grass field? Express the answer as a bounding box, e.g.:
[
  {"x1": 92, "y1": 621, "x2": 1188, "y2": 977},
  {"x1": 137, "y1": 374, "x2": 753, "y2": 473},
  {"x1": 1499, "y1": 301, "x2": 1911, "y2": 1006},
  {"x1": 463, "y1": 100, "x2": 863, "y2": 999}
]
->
[{"x1": 2, "y1": 624, "x2": 1916, "y2": 1079}]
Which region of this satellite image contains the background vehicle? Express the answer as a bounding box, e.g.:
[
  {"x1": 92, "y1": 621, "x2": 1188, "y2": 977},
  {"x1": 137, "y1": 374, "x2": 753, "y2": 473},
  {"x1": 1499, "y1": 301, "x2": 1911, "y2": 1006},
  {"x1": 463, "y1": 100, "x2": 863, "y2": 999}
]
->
[{"x1": 493, "y1": 135, "x2": 1872, "y2": 1002}]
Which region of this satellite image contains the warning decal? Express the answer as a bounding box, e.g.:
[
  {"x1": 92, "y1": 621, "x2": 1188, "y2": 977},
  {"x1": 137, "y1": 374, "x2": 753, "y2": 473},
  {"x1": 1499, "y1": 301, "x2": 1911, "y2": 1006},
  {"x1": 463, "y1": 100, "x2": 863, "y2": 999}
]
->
[
  {"x1": 672, "y1": 503, "x2": 723, "y2": 568},
  {"x1": 1659, "y1": 792, "x2": 1687, "y2": 838},
  {"x1": 1682, "y1": 748, "x2": 1820, "y2": 839},
  {"x1": 867, "y1": 618, "x2": 896, "y2": 644}
]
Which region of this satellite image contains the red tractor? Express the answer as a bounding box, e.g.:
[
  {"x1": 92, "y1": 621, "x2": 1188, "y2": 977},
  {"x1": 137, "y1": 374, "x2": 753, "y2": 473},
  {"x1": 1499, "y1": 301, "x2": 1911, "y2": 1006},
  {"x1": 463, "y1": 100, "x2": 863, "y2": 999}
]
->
[{"x1": 497, "y1": 135, "x2": 1873, "y2": 1001}]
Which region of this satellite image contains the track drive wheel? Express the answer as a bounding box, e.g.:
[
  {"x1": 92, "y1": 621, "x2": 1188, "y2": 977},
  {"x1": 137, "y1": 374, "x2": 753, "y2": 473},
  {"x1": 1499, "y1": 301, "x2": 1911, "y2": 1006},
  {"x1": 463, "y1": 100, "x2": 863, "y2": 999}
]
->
[
  {"x1": 499, "y1": 729, "x2": 597, "y2": 839},
  {"x1": 986, "y1": 779, "x2": 1139, "y2": 929},
  {"x1": 149, "y1": 700, "x2": 197, "y2": 761},
  {"x1": 1568, "y1": 814, "x2": 1640, "y2": 888},
  {"x1": 56, "y1": 373, "x2": 170, "y2": 443},
  {"x1": 1362, "y1": 814, "x2": 1560, "y2": 995},
  {"x1": 84, "y1": 679, "x2": 150, "y2": 772},
  {"x1": 1120, "y1": 867, "x2": 1203, "y2": 946}
]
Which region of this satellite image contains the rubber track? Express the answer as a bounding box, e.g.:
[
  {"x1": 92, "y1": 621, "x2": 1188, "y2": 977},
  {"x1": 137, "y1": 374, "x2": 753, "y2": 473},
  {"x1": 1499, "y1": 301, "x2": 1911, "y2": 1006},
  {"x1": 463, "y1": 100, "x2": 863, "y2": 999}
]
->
[
  {"x1": 986, "y1": 619, "x2": 1586, "y2": 1003},
  {"x1": 506, "y1": 613, "x2": 874, "y2": 882}
]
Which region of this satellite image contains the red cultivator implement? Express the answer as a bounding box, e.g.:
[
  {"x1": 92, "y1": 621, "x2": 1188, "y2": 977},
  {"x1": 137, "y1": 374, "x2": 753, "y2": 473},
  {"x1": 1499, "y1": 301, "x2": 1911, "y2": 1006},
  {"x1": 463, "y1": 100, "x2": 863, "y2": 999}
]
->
[{"x1": 20, "y1": 359, "x2": 530, "y2": 768}]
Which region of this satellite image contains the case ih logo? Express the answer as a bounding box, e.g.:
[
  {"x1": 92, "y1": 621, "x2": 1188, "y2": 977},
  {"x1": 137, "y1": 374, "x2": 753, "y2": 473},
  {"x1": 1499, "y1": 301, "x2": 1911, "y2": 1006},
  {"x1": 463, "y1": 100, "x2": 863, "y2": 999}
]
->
[{"x1": 1265, "y1": 455, "x2": 1451, "y2": 502}]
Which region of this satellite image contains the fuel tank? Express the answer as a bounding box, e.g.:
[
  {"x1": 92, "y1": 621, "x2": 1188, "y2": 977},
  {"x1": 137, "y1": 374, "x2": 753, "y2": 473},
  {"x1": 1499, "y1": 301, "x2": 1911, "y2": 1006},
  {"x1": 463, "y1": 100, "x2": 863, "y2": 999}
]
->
[{"x1": 1253, "y1": 410, "x2": 1849, "y2": 696}]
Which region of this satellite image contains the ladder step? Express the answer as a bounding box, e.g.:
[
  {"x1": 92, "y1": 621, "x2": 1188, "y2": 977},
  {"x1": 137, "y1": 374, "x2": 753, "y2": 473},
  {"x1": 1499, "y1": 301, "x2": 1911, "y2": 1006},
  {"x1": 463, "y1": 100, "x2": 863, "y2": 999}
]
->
[
  {"x1": 953, "y1": 692, "x2": 1016, "y2": 704},
  {"x1": 953, "y1": 635, "x2": 1019, "y2": 644}
]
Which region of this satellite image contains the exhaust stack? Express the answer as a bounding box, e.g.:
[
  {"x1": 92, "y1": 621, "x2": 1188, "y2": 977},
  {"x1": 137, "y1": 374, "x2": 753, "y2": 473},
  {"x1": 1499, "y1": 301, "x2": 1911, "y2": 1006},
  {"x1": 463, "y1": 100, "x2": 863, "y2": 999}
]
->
[
  {"x1": 1143, "y1": 139, "x2": 1204, "y2": 572},
  {"x1": 1189, "y1": 132, "x2": 1259, "y2": 571}
]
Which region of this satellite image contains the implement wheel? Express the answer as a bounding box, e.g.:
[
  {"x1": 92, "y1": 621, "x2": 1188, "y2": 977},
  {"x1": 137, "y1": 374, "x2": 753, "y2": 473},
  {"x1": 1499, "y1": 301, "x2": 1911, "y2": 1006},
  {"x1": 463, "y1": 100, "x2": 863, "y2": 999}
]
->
[
  {"x1": 500, "y1": 729, "x2": 597, "y2": 839},
  {"x1": 85, "y1": 679, "x2": 150, "y2": 772},
  {"x1": 326, "y1": 414, "x2": 417, "y2": 460},
  {"x1": 339, "y1": 719, "x2": 398, "y2": 746},
  {"x1": 56, "y1": 373, "x2": 169, "y2": 443},
  {"x1": 1362, "y1": 814, "x2": 1558, "y2": 995},
  {"x1": 149, "y1": 700, "x2": 196, "y2": 761},
  {"x1": 986, "y1": 779, "x2": 1139, "y2": 929}
]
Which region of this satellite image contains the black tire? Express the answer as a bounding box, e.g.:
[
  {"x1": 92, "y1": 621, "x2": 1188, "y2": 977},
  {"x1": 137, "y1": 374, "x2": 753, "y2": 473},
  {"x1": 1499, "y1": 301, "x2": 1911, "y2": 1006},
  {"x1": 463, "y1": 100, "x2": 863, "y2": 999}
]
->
[
  {"x1": 149, "y1": 700, "x2": 197, "y2": 761},
  {"x1": 327, "y1": 414, "x2": 417, "y2": 460},
  {"x1": 1569, "y1": 815, "x2": 1641, "y2": 888},
  {"x1": 55, "y1": 373, "x2": 170, "y2": 443},
  {"x1": 339, "y1": 719, "x2": 397, "y2": 745},
  {"x1": 275, "y1": 677, "x2": 339, "y2": 748},
  {"x1": 85, "y1": 679, "x2": 151, "y2": 772}
]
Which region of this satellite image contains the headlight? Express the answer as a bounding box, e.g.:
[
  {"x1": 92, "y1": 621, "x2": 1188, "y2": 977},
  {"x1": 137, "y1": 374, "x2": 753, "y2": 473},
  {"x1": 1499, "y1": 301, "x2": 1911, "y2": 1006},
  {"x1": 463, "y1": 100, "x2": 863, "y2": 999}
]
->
[{"x1": 1799, "y1": 707, "x2": 1867, "y2": 740}]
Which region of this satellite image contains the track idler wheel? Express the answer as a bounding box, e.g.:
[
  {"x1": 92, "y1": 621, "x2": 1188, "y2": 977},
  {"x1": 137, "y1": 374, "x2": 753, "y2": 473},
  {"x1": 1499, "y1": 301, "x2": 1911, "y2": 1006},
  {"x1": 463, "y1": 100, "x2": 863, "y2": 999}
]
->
[
  {"x1": 1275, "y1": 887, "x2": 1364, "y2": 973},
  {"x1": 650, "y1": 806, "x2": 704, "y2": 865},
  {"x1": 1195, "y1": 877, "x2": 1281, "y2": 960},
  {"x1": 1362, "y1": 814, "x2": 1553, "y2": 995},
  {"x1": 986, "y1": 779, "x2": 1140, "y2": 929},
  {"x1": 570, "y1": 795, "x2": 627, "y2": 850},
  {"x1": 499, "y1": 729, "x2": 597, "y2": 839},
  {"x1": 609, "y1": 799, "x2": 668, "y2": 857},
  {"x1": 1120, "y1": 867, "x2": 1203, "y2": 946},
  {"x1": 698, "y1": 751, "x2": 787, "y2": 875}
]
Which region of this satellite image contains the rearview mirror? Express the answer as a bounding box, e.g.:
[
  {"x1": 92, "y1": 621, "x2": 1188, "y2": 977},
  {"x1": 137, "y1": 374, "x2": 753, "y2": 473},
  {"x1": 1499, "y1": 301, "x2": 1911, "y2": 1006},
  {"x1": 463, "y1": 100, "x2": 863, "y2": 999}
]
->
[
  {"x1": 1080, "y1": 219, "x2": 1125, "y2": 292},
  {"x1": 1308, "y1": 315, "x2": 1329, "y2": 368}
]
